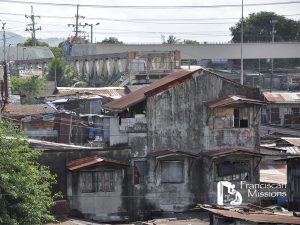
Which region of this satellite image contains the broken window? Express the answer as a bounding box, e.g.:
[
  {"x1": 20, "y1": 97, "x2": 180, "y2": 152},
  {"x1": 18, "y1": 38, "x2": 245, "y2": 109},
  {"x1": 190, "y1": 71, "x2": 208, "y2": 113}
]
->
[
  {"x1": 234, "y1": 108, "x2": 249, "y2": 128},
  {"x1": 215, "y1": 160, "x2": 250, "y2": 182},
  {"x1": 161, "y1": 161, "x2": 184, "y2": 183},
  {"x1": 134, "y1": 161, "x2": 147, "y2": 185},
  {"x1": 80, "y1": 171, "x2": 115, "y2": 193},
  {"x1": 270, "y1": 108, "x2": 280, "y2": 124}
]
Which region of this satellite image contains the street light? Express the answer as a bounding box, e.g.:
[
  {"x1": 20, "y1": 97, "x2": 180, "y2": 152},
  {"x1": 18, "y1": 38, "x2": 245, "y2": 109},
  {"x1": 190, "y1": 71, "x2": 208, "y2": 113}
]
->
[
  {"x1": 270, "y1": 19, "x2": 277, "y2": 91},
  {"x1": 22, "y1": 47, "x2": 26, "y2": 60},
  {"x1": 240, "y1": 0, "x2": 244, "y2": 85},
  {"x1": 84, "y1": 22, "x2": 100, "y2": 43}
]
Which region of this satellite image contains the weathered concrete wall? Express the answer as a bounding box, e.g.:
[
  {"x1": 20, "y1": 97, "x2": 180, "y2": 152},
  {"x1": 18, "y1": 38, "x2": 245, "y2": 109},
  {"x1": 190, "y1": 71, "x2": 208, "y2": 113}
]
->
[
  {"x1": 147, "y1": 70, "x2": 261, "y2": 153},
  {"x1": 145, "y1": 156, "x2": 195, "y2": 212},
  {"x1": 68, "y1": 165, "x2": 128, "y2": 222}
]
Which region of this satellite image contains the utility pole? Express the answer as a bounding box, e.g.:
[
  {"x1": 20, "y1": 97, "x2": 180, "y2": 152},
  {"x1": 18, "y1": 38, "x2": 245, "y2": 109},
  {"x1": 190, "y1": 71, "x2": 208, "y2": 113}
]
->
[
  {"x1": 84, "y1": 22, "x2": 100, "y2": 43},
  {"x1": 25, "y1": 5, "x2": 41, "y2": 46},
  {"x1": 240, "y1": 0, "x2": 244, "y2": 85},
  {"x1": 68, "y1": 4, "x2": 85, "y2": 42},
  {"x1": 270, "y1": 19, "x2": 277, "y2": 92},
  {"x1": 2, "y1": 22, "x2": 8, "y2": 104}
]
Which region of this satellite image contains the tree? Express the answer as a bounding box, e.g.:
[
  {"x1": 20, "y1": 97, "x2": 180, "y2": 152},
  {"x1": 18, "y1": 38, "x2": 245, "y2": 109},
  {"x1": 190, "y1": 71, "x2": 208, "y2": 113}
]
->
[
  {"x1": 49, "y1": 46, "x2": 64, "y2": 58},
  {"x1": 59, "y1": 65, "x2": 85, "y2": 87},
  {"x1": 230, "y1": 11, "x2": 300, "y2": 42},
  {"x1": 100, "y1": 37, "x2": 123, "y2": 44},
  {"x1": 183, "y1": 39, "x2": 200, "y2": 44},
  {"x1": 11, "y1": 76, "x2": 45, "y2": 104},
  {"x1": 0, "y1": 120, "x2": 57, "y2": 224},
  {"x1": 17, "y1": 38, "x2": 49, "y2": 47},
  {"x1": 47, "y1": 57, "x2": 65, "y2": 84},
  {"x1": 164, "y1": 35, "x2": 181, "y2": 44}
]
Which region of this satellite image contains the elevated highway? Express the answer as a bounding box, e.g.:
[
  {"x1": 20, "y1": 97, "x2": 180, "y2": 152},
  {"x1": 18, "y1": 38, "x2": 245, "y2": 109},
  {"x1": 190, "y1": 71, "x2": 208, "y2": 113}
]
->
[{"x1": 71, "y1": 42, "x2": 300, "y2": 60}]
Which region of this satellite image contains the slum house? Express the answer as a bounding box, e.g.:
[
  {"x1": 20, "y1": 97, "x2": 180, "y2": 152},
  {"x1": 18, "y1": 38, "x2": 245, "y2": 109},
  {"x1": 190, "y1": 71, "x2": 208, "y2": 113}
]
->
[
  {"x1": 262, "y1": 92, "x2": 300, "y2": 128},
  {"x1": 286, "y1": 156, "x2": 300, "y2": 212},
  {"x1": 36, "y1": 87, "x2": 126, "y2": 145},
  {"x1": 29, "y1": 139, "x2": 132, "y2": 222},
  {"x1": 2, "y1": 104, "x2": 58, "y2": 141},
  {"x1": 103, "y1": 68, "x2": 264, "y2": 218},
  {"x1": 200, "y1": 205, "x2": 300, "y2": 225}
]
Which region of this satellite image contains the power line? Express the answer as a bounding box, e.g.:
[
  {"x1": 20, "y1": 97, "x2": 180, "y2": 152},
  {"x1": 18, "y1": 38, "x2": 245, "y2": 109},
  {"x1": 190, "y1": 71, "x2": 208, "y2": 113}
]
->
[{"x1": 0, "y1": 0, "x2": 300, "y2": 8}]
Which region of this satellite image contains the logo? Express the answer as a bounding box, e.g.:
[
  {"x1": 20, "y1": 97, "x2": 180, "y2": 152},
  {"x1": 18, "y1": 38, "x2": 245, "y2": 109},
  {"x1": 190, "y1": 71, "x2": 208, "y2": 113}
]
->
[{"x1": 217, "y1": 181, "x2": 243, "y2": 206}]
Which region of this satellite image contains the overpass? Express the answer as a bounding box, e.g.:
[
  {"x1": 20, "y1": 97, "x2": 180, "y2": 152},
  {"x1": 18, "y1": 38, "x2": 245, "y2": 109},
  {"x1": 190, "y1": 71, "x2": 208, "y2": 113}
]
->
[{"x1": 71, "y1": 42, "x2": 300, "y2": 60}]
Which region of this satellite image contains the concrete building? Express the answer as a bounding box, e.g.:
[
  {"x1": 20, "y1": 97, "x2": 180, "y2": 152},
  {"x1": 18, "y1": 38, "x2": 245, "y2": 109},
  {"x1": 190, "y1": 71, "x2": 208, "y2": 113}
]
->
[
  {"x1": 262, "y1": 92, "x2": 300, "y2": 128},
  {"x1": 103, "y1": 68, "x2": 264, "y2": 218}
]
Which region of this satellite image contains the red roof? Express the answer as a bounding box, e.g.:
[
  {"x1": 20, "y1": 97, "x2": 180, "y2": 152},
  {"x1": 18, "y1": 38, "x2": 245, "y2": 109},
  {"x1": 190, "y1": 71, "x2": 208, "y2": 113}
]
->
[
  {"x1": 207, "y1": 95, "x2": 264, "y2": 108},
  {"x1": 103, "y1": 68, "x2": 249, "y2": 111},
  {"x1": 67, "y1": 156, "x2": 128, "y2": 170},
  {"x1": 202, "y1": 147, "x2": 261, "y2": 158},
  {"x1": 3, "y1": 104, "x2": 56, "y2": 118},
  {"x1": 201, "y1": 206, "x2": 300, "y2": 224}
]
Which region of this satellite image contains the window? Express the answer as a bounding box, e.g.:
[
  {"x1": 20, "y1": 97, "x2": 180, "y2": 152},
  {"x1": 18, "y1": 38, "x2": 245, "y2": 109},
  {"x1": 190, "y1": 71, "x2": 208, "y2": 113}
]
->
[
  {"x1": 234, "y1": 108, "x2": 249, "y2": 128},
  {"x1": 134, "y1": 161, "x2": 147, "y2": 185},
  {"x1": 270, "y1": 108, "x2": 280, "y2": 124},
  {"x1": 215, "y1": 161, "x2": 250, "y2": 182},
  {"x1": 80, "y1": 171, "x2": 115, "y2": 193},
  {"x1": 292, "y1": 107, "x2": 300, "y2": 115},
  {"x1": 161, "y1": 161, "x2": 184, "y2": 183}
]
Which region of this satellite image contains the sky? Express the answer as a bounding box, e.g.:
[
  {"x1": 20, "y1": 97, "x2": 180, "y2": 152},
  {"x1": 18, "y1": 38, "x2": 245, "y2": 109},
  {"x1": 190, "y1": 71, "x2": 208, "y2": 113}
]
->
[{"x1": 1, "y1": 0, "x2": 300, "y2": 44}]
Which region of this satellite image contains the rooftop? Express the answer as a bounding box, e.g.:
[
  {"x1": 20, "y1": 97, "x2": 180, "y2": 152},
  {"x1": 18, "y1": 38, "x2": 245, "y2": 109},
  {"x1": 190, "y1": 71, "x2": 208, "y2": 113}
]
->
[
  {"x1": 3, "y1": 104, "x2": 56, "y2": 118},
  {"x1": 263, "y1": 91, "x2": 300, "y2": 103},
  {"x1": 103, "y1": 67, "x2": 255, "y2": 111},
  {"x1": 54, "y1": 87, "x2": 125, "y2": 99},
  {"x1": 207, "y1": 95, "x2": 265, "y2": 108}
]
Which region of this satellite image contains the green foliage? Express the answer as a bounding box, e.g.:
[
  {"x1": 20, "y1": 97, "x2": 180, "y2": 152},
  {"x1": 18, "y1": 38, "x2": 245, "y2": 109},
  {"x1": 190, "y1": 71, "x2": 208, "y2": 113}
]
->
[
  {"x1": 0, "y1": 121, "x2": 57, "y2": 225},
  {"x1": 183, "y1": 39, "x2": 200, "y2": 44},
  {"x1": 49, "y1": 46, "x2": 64, "y2": 58},
  {"x1": 46, "y1": 57, "x2": 85, "y2": 87},
  {"x1": 100, "y1": 37, "x2": 123, "y2": 44},
  {"x1": 59, "y1": 65, "x2": 85, "y2": 87},
  {"x1": 11, "y1": 76, "x2": 45, "y2": 104},
  {"x1": 165, "y1": 35, "x2": 181, "y2": 44},
  {"x1": 47, "y1": 57, "x2": 65, "y2": 84},
  {"x1": 230, "y1": 11, "x2": 300, "y2": 42},
  {"x1": 17, "y1": 38, "x2": 49, "y2": 47}
]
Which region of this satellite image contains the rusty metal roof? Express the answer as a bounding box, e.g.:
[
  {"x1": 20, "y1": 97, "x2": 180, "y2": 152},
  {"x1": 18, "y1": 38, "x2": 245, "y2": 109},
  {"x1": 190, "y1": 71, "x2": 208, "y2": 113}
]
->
[
  {"x1": 67, "y1": 155, "x2": 128, "y2": 170},
  {"x1": 263, "y1": 92, "x2": 300, "y2": 103},
  {"x1": 148, "y1": 150, "x2": 197, "y2": 158},
  {"x1": 55, "y1": 87, "x2": 125, "y2": 99},
  {"x1": 260, "y1": 163, "x2": 287, "y2": 184},
  {"x1": 207, "y1": 95, "x2": 264, "y2": 108},
  {"x1": 200, "y1": 206, "x2": 300, "y2": 224},
  {"x1": 104, "y1": 68, "x2": 248, "y2": 111},
  {"x1": 202, "y1": 147, "x2": 261, "y2": 158},
  {"x1": 3, "y1": 104, "x2": 56, "y2": 118}
]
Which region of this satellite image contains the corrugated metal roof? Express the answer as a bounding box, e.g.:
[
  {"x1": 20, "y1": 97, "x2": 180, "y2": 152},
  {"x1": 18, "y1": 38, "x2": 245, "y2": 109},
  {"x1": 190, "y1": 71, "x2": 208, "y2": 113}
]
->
[
  {"x1": 55, "y1": 87, "x2": 125, "y2": 99},
  {"x1": 281, "y1": 137, "x2": 300, "y2": 147},
  {"x1": 202, "y1": 147, "x2": 261, "y2": 158},
  {"x1": 207, "y1": 95, "x2": 264, "y2": 108},
  {"x1": 103, "y1": 67, "x2": 251, "y2": 111},
  {"x1": 263, "y1": 92, "x2": 300, "y2": 103},
  {"x1": 67, "y1": 155, "x2": 128, "y2": 170},
  {"x1": 260, "y1": 163, "x2": 287, "y2": 184},
  {"x1": 200, "y1": 206, "x2": 300, "y2": 224},
  {"x1": 3, "y1": 104, "x2": 56, "y2": 117}
]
